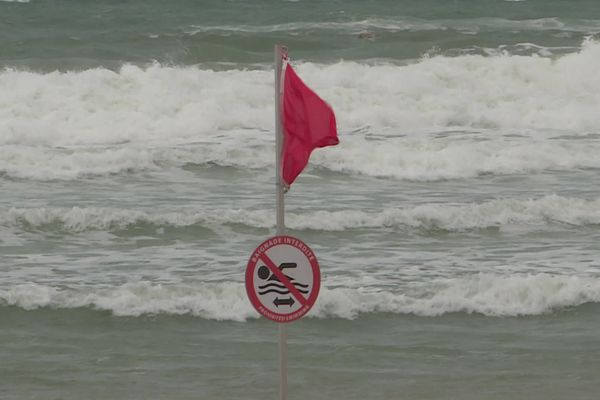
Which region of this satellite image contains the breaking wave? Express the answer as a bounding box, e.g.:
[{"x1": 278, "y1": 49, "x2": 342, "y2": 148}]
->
[
  {"x1": 186, "y1": 17, "x2": 600, "y2": 35},
  {"x1": 2, "y1": 274, "x2": 599, "y2": 319},
  {"x1": 2, "y1": 40, "x2": 600, "y2": 181},
  {"x1": 2, "y1": 195, "x2": 600, "y2": 232}
]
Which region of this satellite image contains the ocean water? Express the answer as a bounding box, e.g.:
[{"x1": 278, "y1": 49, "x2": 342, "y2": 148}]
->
[{"x1": 2, "y1": 0, "x2": 600, "y2": 399}]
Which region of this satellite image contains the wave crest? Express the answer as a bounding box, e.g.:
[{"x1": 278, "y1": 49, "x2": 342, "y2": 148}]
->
[
  {"x1": 2, "y1": 274, "x2": 599, "y2": 319},
  {"x1": 2, "y1": 195, "x2": 600, "y2": 232}
]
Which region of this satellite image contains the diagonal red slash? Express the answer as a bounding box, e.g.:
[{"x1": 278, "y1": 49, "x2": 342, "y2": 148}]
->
[{"x1": 259, "y1": 253, "x2": 308, "y2": 306}]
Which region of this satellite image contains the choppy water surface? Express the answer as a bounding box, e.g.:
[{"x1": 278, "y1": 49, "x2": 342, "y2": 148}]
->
[{"x1": 2, "y1": 0, "x2": 600, "y2": 399}]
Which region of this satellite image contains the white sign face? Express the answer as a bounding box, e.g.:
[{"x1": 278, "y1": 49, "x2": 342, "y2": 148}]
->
[{"x1": 245, "y1": 236, "x2": 320, "y2": 323}]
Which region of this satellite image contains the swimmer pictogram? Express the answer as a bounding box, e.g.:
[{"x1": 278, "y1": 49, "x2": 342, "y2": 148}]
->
[
  {"x1": 245, "y1": 235, "x2": 320, "y2": 323},
  {"x1": 257, "y1": 263, "x2": 309, "y2": 300}
]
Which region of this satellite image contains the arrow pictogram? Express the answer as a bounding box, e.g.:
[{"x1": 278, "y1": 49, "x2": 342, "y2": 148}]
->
[{"x1": 273, "y1": 297, "x2": 295, "y2": 307}]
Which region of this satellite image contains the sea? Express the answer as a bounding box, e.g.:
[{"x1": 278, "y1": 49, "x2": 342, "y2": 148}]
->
[{"x1": 2, "y1": 0, "x2": 600, "y2": 399}]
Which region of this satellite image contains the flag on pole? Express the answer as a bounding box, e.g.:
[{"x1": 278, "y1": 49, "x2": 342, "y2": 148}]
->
[{"x1": 281, "y1": 63, "x2": 339, "y2": 188}]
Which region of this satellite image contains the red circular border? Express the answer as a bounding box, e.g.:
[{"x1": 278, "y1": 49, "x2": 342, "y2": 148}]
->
[{"x1": 245, "y1": 235, "x2": 321, "y2": 323}]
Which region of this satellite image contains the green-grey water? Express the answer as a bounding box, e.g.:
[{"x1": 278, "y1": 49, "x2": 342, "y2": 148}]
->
[{"x1": 3, "y1": 306, "x2": 600, "y2": 400}]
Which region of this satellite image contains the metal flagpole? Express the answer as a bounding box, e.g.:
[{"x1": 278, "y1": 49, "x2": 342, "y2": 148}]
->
[{"x1": 274, "y1": 43, "x2": 288, "y2": 400}]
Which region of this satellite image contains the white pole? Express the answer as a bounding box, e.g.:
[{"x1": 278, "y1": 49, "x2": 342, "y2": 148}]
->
[
  {"x1": 274, "y1": 43, "x2": 288, "y2": 400},
  {"x1": 275, "y1": 50, "x2": 285, "y2": 233}
]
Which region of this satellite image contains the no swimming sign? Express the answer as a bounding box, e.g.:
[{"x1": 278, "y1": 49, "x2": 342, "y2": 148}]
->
[{"x1": 245, "y1": 235, "x2": 320, "y2": 323}]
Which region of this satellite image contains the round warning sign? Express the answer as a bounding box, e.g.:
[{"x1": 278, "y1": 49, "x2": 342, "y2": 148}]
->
[{"x1": 245, "y1": 235, "x2": 320, "y2": 323}]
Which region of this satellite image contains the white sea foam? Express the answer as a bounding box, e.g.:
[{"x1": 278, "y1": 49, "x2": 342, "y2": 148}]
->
[
  {"x1": 186, "y1": 17, "x2": 600, "y2": 35},
  {"x1": 3, "y1": 135, "x2": 600, "y2": 181},
  {"x1": 2, "y1": 40, "x2": 600, "y2": 180},
  {"x1": 313, "y1": 135, "x2": 600, "y2": 181},
  {"x1": 3, "y1": 195, "x2": 600, "y2": 232},
  {"x1": 2, "y1": 274, "x2": 599, "y2": 319},
  {"x1": 0, "y1": 65, "x2": 272, "y2": 147},
  {"x1": 315, "y1": 274, "x2": 600, "y2": 318},
  {"x1": 308, "y1": 38, "x2": 600, "y2": 133},
  {"x1": 0, "y1": 281, "x2": 253, "y2": 321}
]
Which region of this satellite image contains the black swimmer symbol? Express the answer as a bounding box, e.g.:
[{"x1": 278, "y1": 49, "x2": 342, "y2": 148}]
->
[{"x1": 257, "y1": 262, "x2": 309, "y2": 305}]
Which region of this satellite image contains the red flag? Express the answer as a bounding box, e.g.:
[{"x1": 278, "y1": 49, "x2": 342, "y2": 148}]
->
[{"x1": 281, "y1": 64, "x2": 339, "y2": 188}]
